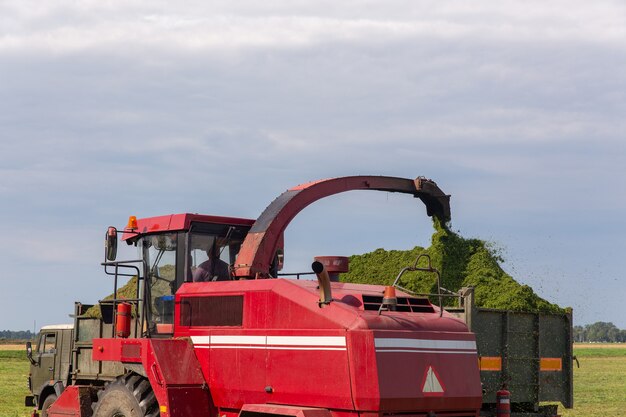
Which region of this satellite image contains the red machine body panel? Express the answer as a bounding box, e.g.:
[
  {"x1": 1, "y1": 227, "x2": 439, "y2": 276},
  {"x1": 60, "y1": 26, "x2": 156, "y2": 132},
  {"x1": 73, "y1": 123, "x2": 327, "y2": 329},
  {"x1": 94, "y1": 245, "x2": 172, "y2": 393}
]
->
[
  {"x1": 46, "y1": 386, "x2": 93, "y2": 417},
  {"x1": 371, "y1": 330, "x2": 482, "y2": 411},
  {"x1": 173, "y1": 278, "x2": 482, "y2": 416},
  {"x1": 241, "y1": 404, "x2": 333, "y2": 417},
  {"x1": 92, "y1": 338, "x2": 212, "y2": 417}
]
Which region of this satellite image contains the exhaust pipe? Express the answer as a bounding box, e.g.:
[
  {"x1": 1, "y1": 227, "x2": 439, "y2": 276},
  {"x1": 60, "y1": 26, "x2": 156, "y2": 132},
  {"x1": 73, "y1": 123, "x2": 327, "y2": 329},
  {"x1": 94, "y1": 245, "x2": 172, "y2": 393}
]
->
[
  {"x1": 312, "y1": 261, "x2": 333, "y2": 307},
  {"x1": 313, "y1": 256, "x2": 349, "y2": 282}
]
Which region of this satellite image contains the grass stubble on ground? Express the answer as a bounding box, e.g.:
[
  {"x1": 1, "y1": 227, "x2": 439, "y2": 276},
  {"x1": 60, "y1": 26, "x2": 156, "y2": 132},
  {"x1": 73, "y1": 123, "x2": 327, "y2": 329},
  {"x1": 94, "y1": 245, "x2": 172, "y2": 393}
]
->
[
  {"x1": 560, "y1": 344, "x2": 626, "y2": 417},
  {"x1": 0, "y1": 344, "x2": 624, "y2": 417},
  {"x1": 0, "y1": 348, "x2": 31, "y2": 417}
]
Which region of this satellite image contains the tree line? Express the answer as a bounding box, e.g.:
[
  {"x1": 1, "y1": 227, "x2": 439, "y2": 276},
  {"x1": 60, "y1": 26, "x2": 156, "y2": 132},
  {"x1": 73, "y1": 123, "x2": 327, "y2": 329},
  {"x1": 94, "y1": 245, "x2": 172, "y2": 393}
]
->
[
  {"x1": 574, "y1": 322, "x2": 626, "y2": 343},
  {"x1": 0, "y1": 330, "x2": 35, "y2": 341}
]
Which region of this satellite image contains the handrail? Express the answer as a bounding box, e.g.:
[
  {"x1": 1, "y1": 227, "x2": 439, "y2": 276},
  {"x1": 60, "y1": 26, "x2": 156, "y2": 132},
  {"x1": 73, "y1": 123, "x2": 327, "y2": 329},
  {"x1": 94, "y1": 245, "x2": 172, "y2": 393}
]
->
[
  {"x1": 390, "y1": 253, "x2": 444, "y2": 317},
  {"x1": 100, "y1": 259, "x2": 146, "y2": 338},
  {"x1": 276, "y1": 271, "x2": 316, "y2": 280}
]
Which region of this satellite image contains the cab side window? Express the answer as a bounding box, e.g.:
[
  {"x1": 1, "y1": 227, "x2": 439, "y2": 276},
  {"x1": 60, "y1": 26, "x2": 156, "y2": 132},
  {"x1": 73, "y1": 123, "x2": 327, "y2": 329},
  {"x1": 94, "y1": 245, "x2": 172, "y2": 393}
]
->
[{"x1": 40, "y1": 333, "x2": 56, "y2": 354}]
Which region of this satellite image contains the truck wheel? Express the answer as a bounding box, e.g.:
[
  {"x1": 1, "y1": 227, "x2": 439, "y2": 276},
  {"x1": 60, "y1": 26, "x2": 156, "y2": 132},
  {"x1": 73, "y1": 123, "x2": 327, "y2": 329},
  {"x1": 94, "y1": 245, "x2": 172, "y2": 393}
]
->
[
  {"x1": 92, "y1": 374, "x2": 159, "y2": 417},
  {"x1": 41, "y1": 394, "x2": 57, "y2": 417}
]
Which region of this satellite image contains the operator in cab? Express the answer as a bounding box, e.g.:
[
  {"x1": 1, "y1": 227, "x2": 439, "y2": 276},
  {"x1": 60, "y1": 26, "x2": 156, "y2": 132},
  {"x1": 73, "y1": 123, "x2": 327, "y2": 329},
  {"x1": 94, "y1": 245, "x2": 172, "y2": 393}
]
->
[{"x1": 192, "y1": 241, "x2": 230, "y2": 281}]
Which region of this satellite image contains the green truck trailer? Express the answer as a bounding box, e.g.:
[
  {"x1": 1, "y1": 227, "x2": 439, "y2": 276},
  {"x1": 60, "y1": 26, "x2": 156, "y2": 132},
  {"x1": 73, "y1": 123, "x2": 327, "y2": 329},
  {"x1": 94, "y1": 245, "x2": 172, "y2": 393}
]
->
[{"x1": 447, "y1": 287, "x2": 573, "y2": 416}]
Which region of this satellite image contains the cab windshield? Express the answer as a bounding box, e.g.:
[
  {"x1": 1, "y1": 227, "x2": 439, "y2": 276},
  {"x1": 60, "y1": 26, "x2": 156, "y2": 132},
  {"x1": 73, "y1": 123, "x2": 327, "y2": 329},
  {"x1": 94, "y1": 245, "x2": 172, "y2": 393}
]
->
[
  {"x1": 187, "y1": 225, "x2": 249, "y2": 282},
  {"x1": 141, "y1": 224, "x2": 250, "y2": 333},
  {"x1": 143, "y1": 233, "x2": 177, "y2": 331}
]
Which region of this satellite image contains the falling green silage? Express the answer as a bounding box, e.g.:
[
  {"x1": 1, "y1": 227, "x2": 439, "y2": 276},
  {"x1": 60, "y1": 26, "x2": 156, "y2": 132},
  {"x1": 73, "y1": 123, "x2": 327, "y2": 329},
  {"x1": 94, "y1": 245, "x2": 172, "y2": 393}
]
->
[{"x1": 341, "y1": 218, "x2": 565, "y2": 314}]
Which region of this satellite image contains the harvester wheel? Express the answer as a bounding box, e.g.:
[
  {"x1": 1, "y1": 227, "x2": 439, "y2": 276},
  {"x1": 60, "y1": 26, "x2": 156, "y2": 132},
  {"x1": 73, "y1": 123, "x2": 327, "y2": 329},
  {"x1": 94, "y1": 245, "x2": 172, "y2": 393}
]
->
[
  {"x1": 41, "y1": 393, "x2": 57, "y2": 417},
  {"x1": 92, "y1": 374, "x2": 159, "y2": 417}
]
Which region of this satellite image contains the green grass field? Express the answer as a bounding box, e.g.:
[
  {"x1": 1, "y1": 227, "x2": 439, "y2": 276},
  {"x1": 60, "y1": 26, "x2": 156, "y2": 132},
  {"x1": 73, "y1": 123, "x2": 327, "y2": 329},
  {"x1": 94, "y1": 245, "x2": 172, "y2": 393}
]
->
[
  {"x1": 0, "y1": 350, "x2": 31, "y2": 417},
  {"x1": 559, "y1": 345, "x2": 626, "y2": 417},
  {"x1": 1, "y1": 344, "x2": 624, "y2": 417}
]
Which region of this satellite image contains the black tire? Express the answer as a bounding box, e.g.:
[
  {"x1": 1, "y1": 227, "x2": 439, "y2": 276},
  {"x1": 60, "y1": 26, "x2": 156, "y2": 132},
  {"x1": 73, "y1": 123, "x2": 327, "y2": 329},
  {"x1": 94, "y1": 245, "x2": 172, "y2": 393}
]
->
[
  {"x1": 92, "y1": 374, "x2": 160, "y2": 417},
  {"x1": 41, "y1": 393, "x2": 57, "y2": 417}
]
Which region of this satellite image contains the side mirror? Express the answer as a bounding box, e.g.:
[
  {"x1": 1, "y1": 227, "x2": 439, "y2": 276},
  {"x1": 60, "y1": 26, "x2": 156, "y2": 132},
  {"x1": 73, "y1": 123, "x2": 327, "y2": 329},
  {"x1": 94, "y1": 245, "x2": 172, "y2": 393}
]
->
[
  {"x1": 26, "y1": 341, "x2": 36, "y2": 364},
  {"x1": 105, "y1": 227, "x2": 118, "y2": 261}
]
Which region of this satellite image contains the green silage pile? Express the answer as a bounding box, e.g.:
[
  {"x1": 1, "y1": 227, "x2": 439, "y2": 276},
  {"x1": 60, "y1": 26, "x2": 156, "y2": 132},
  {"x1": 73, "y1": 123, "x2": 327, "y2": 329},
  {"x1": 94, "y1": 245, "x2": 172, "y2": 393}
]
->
[
  {"x1": 341, "y1": 219, "x2": 565, "y2": 314},
  {"x1": 83, "y1": 276, "x2": 140, "y2": 318}
]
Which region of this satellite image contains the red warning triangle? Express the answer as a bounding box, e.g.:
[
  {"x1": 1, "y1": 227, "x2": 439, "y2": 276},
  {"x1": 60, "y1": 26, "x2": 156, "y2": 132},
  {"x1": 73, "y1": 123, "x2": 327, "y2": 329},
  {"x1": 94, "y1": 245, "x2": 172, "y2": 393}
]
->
[{"x1": 421, "y1": 366, "x2": 445, "y2": 396}]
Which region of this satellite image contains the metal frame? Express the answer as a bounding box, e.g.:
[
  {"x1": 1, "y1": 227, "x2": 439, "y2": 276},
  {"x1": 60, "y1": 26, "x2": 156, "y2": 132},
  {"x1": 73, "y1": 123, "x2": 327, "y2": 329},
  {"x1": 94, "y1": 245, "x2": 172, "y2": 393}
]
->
[
  {"x1": 101, "y1": 259, "x2": 145, "y2": 338},
  {"x1": 387, "y1": 253, "x2": 445, "y2": 316}
]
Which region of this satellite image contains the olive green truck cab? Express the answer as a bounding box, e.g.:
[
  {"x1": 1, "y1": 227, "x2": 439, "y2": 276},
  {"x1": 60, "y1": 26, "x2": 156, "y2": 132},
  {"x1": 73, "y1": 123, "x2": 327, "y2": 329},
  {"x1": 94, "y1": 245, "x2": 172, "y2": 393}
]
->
[
  {"x1": 25, "y1": 302, "x2": 128, "y2": 416},
  {"x1": 25, "y1": 324, "x2": 73, "y2": 414}
]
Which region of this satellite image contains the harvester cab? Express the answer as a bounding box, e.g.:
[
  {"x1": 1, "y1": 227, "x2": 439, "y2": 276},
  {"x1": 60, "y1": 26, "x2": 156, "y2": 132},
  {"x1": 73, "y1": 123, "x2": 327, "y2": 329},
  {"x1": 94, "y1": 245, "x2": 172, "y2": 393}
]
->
[{"x1": 102, "y1": 214, "x2": 259, "y2": 337}]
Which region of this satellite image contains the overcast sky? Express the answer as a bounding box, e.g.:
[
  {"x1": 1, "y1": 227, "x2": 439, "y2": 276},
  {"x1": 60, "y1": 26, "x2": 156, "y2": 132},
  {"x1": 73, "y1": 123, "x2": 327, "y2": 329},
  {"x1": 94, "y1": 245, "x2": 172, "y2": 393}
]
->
[{"x1": 1, "y1": 1, "x2": 624, "y2": 331}]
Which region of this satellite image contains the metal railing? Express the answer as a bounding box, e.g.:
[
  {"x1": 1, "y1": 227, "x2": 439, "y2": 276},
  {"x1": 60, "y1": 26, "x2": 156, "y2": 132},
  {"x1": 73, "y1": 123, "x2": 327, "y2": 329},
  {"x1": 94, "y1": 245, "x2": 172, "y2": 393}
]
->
[{"x1": 101, "y1": 259, "x2": 146, "y2": 338}]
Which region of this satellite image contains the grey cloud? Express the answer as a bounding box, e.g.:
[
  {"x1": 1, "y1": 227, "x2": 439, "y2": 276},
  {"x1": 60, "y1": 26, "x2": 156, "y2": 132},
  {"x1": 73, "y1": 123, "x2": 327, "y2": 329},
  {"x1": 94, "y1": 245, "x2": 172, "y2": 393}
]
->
[
  {"x1": 0, "y1": 1, "x2": 625, "y2": 329},
  {"x1": 2, "y1": 1, "x2": 625, "y2": 53}
]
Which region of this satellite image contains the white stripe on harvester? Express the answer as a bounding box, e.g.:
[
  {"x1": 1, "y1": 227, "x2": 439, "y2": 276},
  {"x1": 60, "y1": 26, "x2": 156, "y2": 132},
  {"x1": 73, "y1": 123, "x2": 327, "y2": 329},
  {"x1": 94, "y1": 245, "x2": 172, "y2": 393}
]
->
[
  {"x1": 190, "y1": 336, "x2": 210, "y2": 344},
  {"x1": 267, "y1": 336, "x2": 346, "y2": 346},
  {"x1": 190, "y1": 335, "x2": 347, "y2": 351},
  {"x1": 211, "y1": 335, "x2": 266, "y2": 345},
  {"x1": 377, "y1": 349, "x2": 475, "y2": 355},
  {"x1": 374, "y1": 338, "x2": 476, "y2": 351},
  {"x1": 190, "y1": 335, "x2": 475, "y2": 354},
  {"x1": 374, "y1": 338, "x2": 477, "y2": 354}
]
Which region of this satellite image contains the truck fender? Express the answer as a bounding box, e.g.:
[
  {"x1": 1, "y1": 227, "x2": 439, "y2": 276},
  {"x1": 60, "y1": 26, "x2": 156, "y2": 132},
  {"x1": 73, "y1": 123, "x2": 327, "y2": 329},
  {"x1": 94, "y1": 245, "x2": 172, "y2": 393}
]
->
[
  {"x1": 35, "y1": 381, "x2": 57, "y2": 409},
  {"x1": 53, "y1": 381, "x2": 65, "y2": 398}
]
